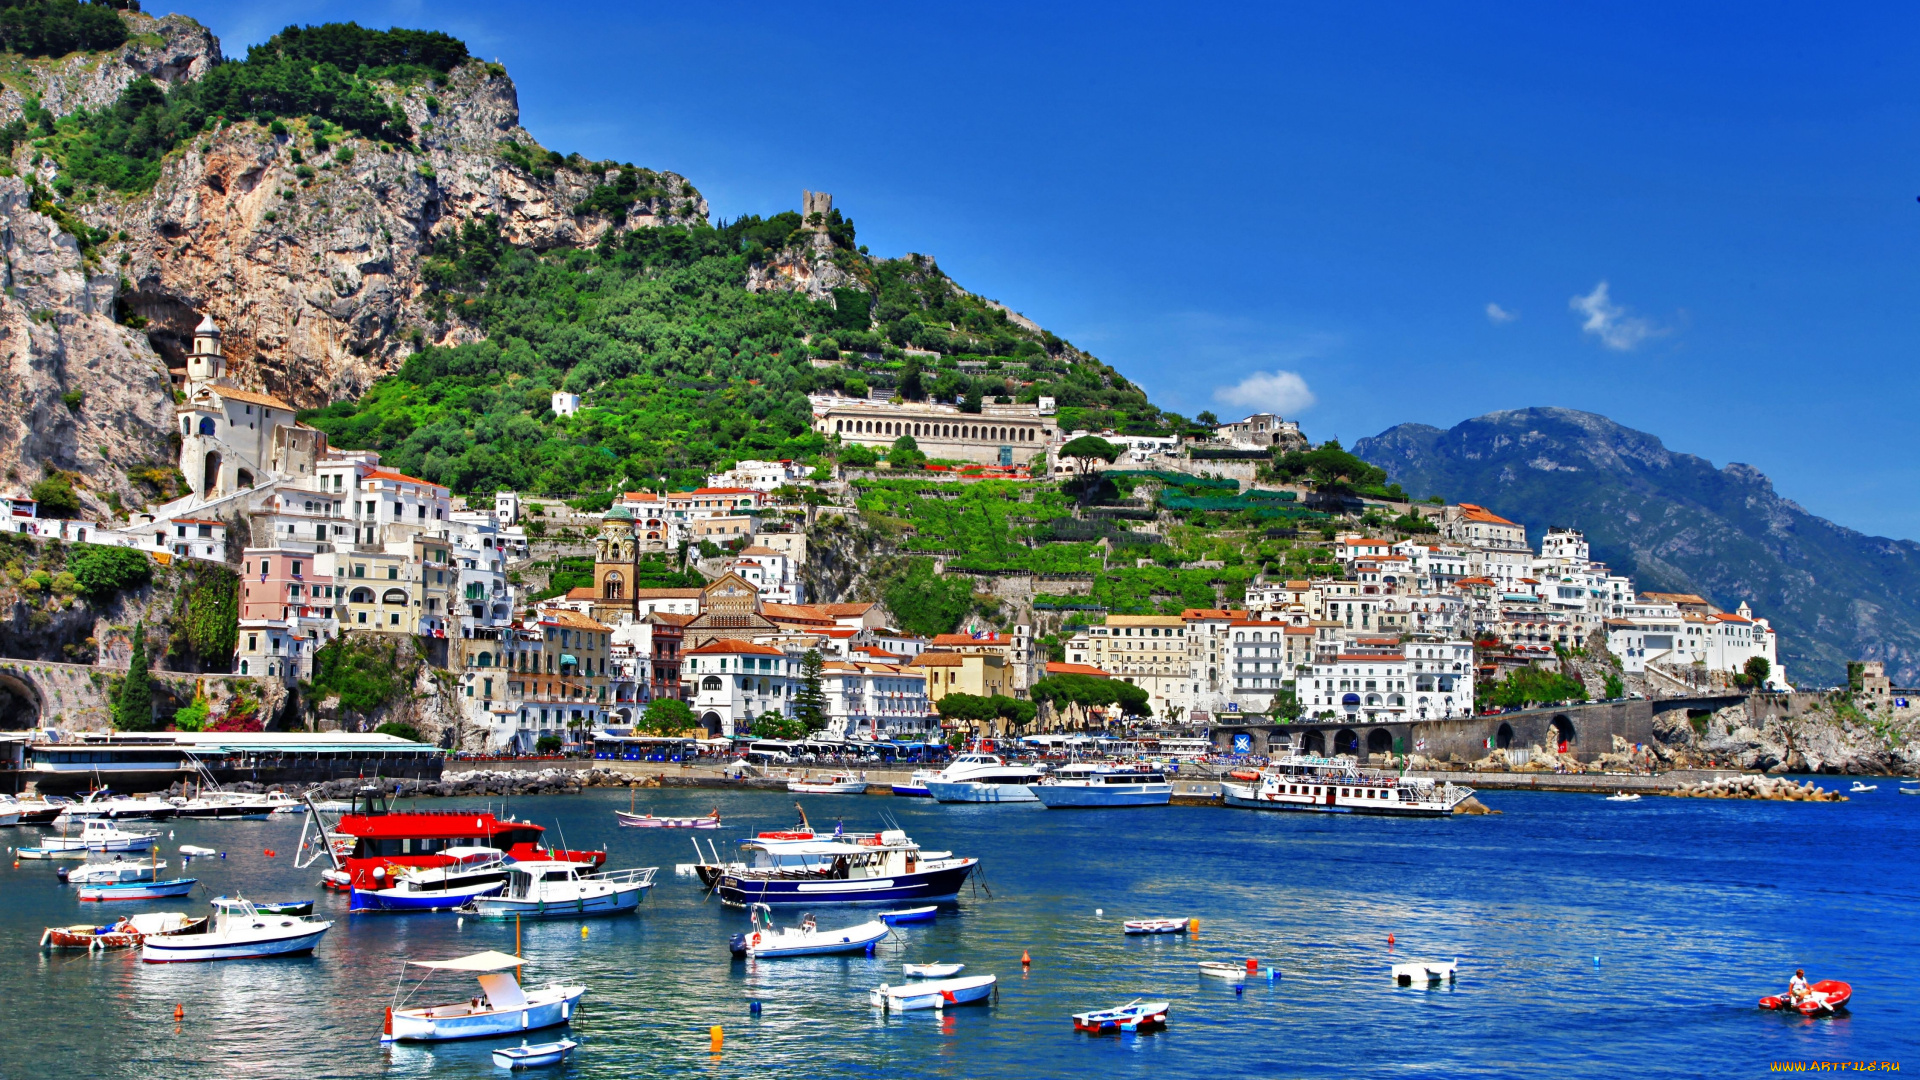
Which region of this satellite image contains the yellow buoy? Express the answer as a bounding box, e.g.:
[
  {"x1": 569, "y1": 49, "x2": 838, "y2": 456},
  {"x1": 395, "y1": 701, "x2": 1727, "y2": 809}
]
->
[
  {"x1": 709, "y1": 1025, "x2": 723, "y2": 1052},
  {"x1": 1189, "y1": 918, "x2": 1200, "y2": 933},
  {"x1": 581, "y1": 925, "x2": 589, "y2": 940}
]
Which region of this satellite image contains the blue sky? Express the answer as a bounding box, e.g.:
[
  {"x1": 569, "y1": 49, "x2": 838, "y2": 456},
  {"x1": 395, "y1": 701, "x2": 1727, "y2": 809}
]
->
[{"x1": 183, "y1": 2, "x2": 1920, "y2": 538}]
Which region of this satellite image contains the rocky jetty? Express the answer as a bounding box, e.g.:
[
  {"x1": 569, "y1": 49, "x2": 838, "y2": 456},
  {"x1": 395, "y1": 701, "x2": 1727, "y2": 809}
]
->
[
  {"x1": 296, "y1": 767, "x2": 635, "y2": 801},
  {"x1": 1666, "y1": 775, "x2": 1846, "y2": 802}
]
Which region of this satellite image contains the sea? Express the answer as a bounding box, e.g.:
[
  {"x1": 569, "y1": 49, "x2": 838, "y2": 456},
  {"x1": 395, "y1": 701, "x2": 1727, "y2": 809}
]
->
[{"x1": 0, "y1": 780, "x2": 1913, "y2": 1079}]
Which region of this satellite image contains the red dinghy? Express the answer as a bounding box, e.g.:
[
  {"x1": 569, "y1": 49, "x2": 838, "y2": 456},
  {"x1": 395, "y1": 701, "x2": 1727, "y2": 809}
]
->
[{"x1": 1759, "y1": 980, "x2": 1852, "y2": 1017}]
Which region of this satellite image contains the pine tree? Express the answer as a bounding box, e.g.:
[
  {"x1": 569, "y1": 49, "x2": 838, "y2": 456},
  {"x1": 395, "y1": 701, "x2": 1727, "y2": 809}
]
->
[
  {"x1": 794, "y1": 649, "x2": 829, "y2": 732},
  {"x1": 114, "y1": 621, "x2": 154, "y2": 731}
]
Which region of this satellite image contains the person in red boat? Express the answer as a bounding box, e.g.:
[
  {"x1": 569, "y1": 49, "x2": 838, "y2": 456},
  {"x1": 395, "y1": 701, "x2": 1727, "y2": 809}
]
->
[{"x1": 1788, "y1": 969, "x2": 1811, "y2": 1005}]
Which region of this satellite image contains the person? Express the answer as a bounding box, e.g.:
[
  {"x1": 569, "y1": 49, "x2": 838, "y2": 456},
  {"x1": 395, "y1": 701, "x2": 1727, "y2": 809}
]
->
[{"x1": 1788, "y1": 969, "x2": 1811, "y2": 1004}]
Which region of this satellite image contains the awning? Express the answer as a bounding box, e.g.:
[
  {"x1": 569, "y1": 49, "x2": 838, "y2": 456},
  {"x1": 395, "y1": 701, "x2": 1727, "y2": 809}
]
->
[
  {"x1": 560, "y1": 654, "x2": 579, "y2": 666},
  {"x1": 408, "y1": 950, "x2": 527, "y2": 972}
]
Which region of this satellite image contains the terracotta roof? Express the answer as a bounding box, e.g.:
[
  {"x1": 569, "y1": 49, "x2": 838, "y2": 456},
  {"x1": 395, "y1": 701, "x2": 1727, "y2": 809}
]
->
[
  {"x1": 1457, "y1": 503, "x2": 1519, "y2": 526},
  {"x1": 1044, "y1": 661, "x2": 1111, "y2": 677},
  {"x1": 169, "y1": 517, "x2": 224, "y2": 526},
  {"x1": 733, "y1": 545, "x2": 784, "y2": 557},
  {"x1": 931, "y1": 632, "x2": 1012, "y2": 646},
  {"x1": 620, "y1": 492, "x2": 660, "y2": 501},
  {"x1": 1334, "y1": 653, "x2": 1405, "y2": 663},
  {"x1": 542, "y1": 609, "x2": 612, "y2": 631},
  {"x1": 684, "y1": 639, "x2": 787, "y2": 657},
  {"x1": 1180, "y1": 608, "x2": 1243, "y2": 620},
  {"x1": 823, "y1": 603, "x2": 876, "y2": 616},
  {"x1": 1641, "y1": 591, "x2": 1710, "y2": 606},
  {"x1": 210, "y1": 385, "x2": 298, "y2": 411},
  {"x1": 1453, "y1": 577, "x2": 1497, "y2": 586},
  {"x1": 1284, "y1": 626, "x2": 1316, "y2": 635},
  {"x1": 693, "y1": 487, "x2": 760, "y2": 496},
  {"x1": 1711, "y1": 613, "x2": 1752, "y2": 624},
  {"x1": 648, "y1": 612, "x2": 697, "y2": 627},
  {"x1": 364, "y1": 468, "x2": 444, "y2": 490},
  {"x1": 564, "y1": 587, "x2": 598, "y2": 600},
  {"x1": 908, "y1": 651, "x2": 966, "y2": 667},
  {"x1": 764, "y1": 603, "x2": 836, "y2": 624}
]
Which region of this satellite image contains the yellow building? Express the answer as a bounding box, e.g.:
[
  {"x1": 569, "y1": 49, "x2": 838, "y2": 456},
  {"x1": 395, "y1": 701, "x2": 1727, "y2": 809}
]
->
[{"x1": 908, "y1": 650, "x2": 1010, "y2": 736}]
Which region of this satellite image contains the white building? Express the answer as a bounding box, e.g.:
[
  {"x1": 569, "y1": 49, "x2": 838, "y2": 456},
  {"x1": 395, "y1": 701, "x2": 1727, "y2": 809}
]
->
[
  {"x1": 552, "y1": 392, "x2": 581, "y2": 417},
  {"x1": 706, "y1": 459, "x2": 809, "y2": 492},
  {"x1": 723, "y1": 545, "x2": 803, "y2": 604},
  {"x1": 1301, "y1": 639, "x2": 1473, "y2": 724},
  {"x1": 821, "y1": 660, "x2": 937, "y2": 740},
  {"x1": 683, "y1": 638, "x2": 798, "y2": 737}
]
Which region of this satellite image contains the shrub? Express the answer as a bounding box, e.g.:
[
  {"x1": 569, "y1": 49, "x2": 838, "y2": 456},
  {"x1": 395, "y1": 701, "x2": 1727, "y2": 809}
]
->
[
  {"x1": 171, "y1": 694, "x2": 209, "y2": 731},
  {"x1": 375, "y1": 721, "x2": 424, "y2": 742},
  {"x1": 308, "y1": 635, "x2": 410, "y2": 715},
  {"x1": 67, "y1": 543, "x2": 151, "y2": 598},
  {"x1": 29, "y1": 472, "x2": 81, "y2": 517},
  {"x1": 535, "y1": 734, "x2": 563, "y2": 754}
]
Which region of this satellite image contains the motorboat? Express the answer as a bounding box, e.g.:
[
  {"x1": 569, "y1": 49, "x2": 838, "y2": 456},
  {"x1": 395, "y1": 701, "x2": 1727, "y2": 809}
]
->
[
  {"x1": 1123, "y1": 918, "x2": 1191, "y2": 936},
  {"x1": 297, "y1": 786, "x2": 604, "y2": 892},
  {"x1": 1221, "y1": 742, "x2": 1474, "y2": 817},
  {"x1": 41, "y1": 912, "x2": 207, "y2": 950},
  {"x1": 0, "y1": 794, "x2": 65, "y2": 825},
  {"x1": 79, "y1": 877, "x2": 196, "y2": 901},
  {"x1": 1759, "y1": 979, "x2": 1852, "y2": 1017},
  {"x1": 211, "y1": 896, "x2": 313, "y2": 916},
  {"x1": 1604, "y1": 792, "x2": 1642, "y2": 802},
  {"x1": 1392, "y1": 959, "x2": 1458, "y2": 986},
  {"x1": 729, "y1": 903, "x2": 891, "y2": 958},
  {"x1": 462, "y1": 863, "x2": 656, "y2": 920},
  {"x1": 716, "y1": 831, "x2": 979, "y2": 908},
  {"x1": 923, "y1": 754, "x2": 1044, "y2": 803},
  {"x1": 1850, "y1": 782, "x2": 1877, "y2": 792},
  {"x1": 37, "y1": 818, "x2": 158, "y2": 853},
  {"x1": 170, "y1": 790, "x2": 290, "y2": 820},
  {"x1": 903, "y1": 962, "x2": 963, "y2": 978},
  {"x1": 788, "y1": 773, "x2": 870, "y2": 795},
  {"x1": 1072, "y1": 999, "x2": 1170, "y2": 1034},
  {"x1": 382, "y1": 950, "x2": 584, "y2": 1043},
  {"x1": 869, "y1": 974, "x2": 996, "y2": 1012},
  {"x1": 179, "y1": 845, "x2": 220, "y2": 857},
  {"x1": 59, "y1": 857, "x2": 166, "y2": 884},
  {"x1": 1198, "y1": 961, "x2": 1249, "y2": 981},
  {"x1": 60, "y1": 790, "x2": 178, "y2": 821},
  {"x1": 493, "y1": 1040, "x2": 578, "y2": 1069},
  {"x1": 140, "y1": 897, "x2": 333, "y2": 962},
  {"x1": 877, "y1": 906, "x2": 939, "y2": 925},
  {"x1": 350, "y1": 846, "x2": 513, "y2": 912},
  {"x1": 891, "y1": 772, "x2": 935, "y2": 798},
  {"x1": 1033, "y1": 764, "x2": 1172, "y2": 808},
  {"x1": 615, "y1": 810, "x2": 720, "y2": 829},
  {"x1": 0, "y1": 803, "x2": 17, "y2": 827}
]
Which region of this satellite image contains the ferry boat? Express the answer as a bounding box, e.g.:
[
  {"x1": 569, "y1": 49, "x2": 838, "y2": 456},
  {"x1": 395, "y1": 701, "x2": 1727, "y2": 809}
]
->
[
  {"x1": 1032, "y1": 764, "x2": 1172, "y2": 808},
  {"x1": 1220, "y1": 746, "x2": 1473, "y2": 817},
  {"x1": 298, "y1": 787, "x2": 604, "y2": 892},
  {"x1": 923, "y1": 754, "x2": 1045, "y2": 803},
  {"x1": 715, "y1": 831, "x2": 978, "y2": 908}
]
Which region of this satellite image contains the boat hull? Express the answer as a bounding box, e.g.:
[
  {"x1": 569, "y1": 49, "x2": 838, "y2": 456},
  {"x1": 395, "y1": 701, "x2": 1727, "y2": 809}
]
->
[
  {"x1": 718, "y1": 859, "x2": 978, "y2": 908},
  {"x1": 492, "y1": 1040, "x2": 577, "y2": 1068},
  {"x1": 1033, "y1": 784, "x2": 1172, "y2": 808},
  {"x1": 878, "y1": 905, "x2": 939, "y2": 925},
  {"x1": 787, "y1": 782, "x2": 868, "y2": 794},
  {"x1": 925, "y1": 781, "x2": 1037, "y2": 803},
  {"x1": 351, "y1": 879, "x2": 506, "y2": 912},
  {"x1": 78, "y1": 878, "x2": 196, "y2": 901},
  {"x1": 871, "y1": 974, "x2": 996, "y2": 1011},
  {"x1": 141, "y1": 926, "x2": 331, "y2": 962},
  {"x1": 1221, "y1": 783, "x2": 1456, "y2": 817},
  {"x1": 731, "y1": 920, "x2": 890, "y2": 958},
  {"x1": 890, "y1": 784, "x2": 932, "y2": 798},
  {"x1": 615, "y1": 811, "x2": 719, "y2": 828},
  {"x1": 386, "y1": 987, "x2": 584, "y2": 1043},
  {"x1": 465, "y1": 885, "x2": 647, "y2": 921}
]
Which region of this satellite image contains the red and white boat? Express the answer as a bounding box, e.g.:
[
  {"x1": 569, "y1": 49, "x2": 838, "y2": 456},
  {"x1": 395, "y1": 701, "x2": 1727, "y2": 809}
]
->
[
  {"x1": 41, "y1": 912, "x2": 206, "y2": 949},
  {"x1": 298, "y1": 787, "x2": 604, "y2": 891},
  {"x1": 1760, "y1": 980, "x2": 1852, "y2": 1017}
]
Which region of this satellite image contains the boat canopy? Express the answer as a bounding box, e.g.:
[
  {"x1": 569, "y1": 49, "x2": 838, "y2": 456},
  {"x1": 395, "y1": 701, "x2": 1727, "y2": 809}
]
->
[
  {"x1": 438, "y1": 846, "x2": 505, "y2": 863},
  {"x1": 407, "y1": 950, "x2": 527, "y2": 972},
  {"x1": 742, "y1": 839, "x2": 895, "y2": 856}
]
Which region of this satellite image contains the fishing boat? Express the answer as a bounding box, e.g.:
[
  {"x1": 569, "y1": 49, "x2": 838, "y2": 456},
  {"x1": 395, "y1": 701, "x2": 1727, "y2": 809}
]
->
[
  {"x1": 382, "y1": 950, "x2": 585, "y2": 1043},
  {"x1": 1850, "y1": 782, "x2": 1877, "y2": 792},
  {"x1": 729, "y1": 903, "x2": 891, "y2": 958},
  {"x1": 903, "y1": 962, "x2": 964, "y2": 978},
  {"x1": 1220, "y1": 743, "x2": 1474, "y2": 817},
  {"x1": 715, "y1": 832, "x2": 979, "y2": 908},
  {"x1": 140, "y1": 897, "x2": 333, "y2": 962},
  {"x1": 462, "y1": 863, "x2": 657, "y2": 920},
  {"x1": 869, "y1": 974, "x2": 996, "y2": 1012},
  {"x1": 350, "y1": 847, "x2": 514, "y2": 912},
  {"x1": 1604, "y1": 792, "x2": 1641, "y2": 802},
  {"x1": 296, "y1": 786, "x2": 604, "y2": 892},
  {"x1": 1198, "y1": 961, "x2": 1248, "y2": 980},
  {"x1": 1759, "y1": 979, "x2": 1852, "y2": 1017},
  {"x1": 615, "y1": 810, "x2": 721, "y2": 829},
  {"x1": 1392, "y1": 959, "x2": 1458, "y2": 985},
  {"x1": 923, "y1": 754, "x2": 1045, "y2": 803},
  {"x1": 1032, "y1": 764, "x2": 1173, "y2": 808},
  {"x1": 492, "y1": 1040, "x2": 578, "y2": 1069},
  {"x1": 1072, "y1": 999, "x2": 1169, "y2": 1034},
  {"x1": 78, "y1": 877, "x2": 196, "y2": 901},
  {"x1": 877, "y1": 905, "x2": 939, "y2": 925},
  {"x1": 1123, "y1": 918, "x2": 1192, "y2": 935},
  {"x1": 59, "y1": 857, "x2": 166, "y2": 884},
  {"x1": 787, "y1": 773, "x2": 869, "y2": 795},
  {"x1": 36, "y1": 818, "x2": 159, "y2": 853},
  {"x1": 211, "y1": 896, "x2": 313, "y2": 916},
  {"x1": 41, "y1": 912, "x2": 207, "y2": 950}
]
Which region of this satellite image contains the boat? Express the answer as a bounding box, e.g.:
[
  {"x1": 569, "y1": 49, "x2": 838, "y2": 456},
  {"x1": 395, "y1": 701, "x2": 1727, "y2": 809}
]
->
[
  {"x1": 1759, "y1": 979, "x2": 1852, "y2": 1017},
  {"x1": 383, "y1": 950, "x2": 585, "y2": 1043},
  {"x1": 729, "y1": 903, "x2": 891, "y2": 958},
  {"x1": 60, "y1": 790, "x2": 179, "y2": 821},
  {"x1": 1198, "y1": 961, "x2": 1249, "y2": 980},
  {"x1": 170, "y1": 790, "x2": 291, "y2": 820},
  {"x1": 788, "y1": 773, "x2": 870, "y2": 795},
  {"x1": 492, "y1": 1040, "x2": 578, "y2": 1069},
  {"x1": 211, "y1": 896, "x2": 313, "y2": 916},
  {"x1": 0, "y1": 804, "x2": 17, "y2": 827},
  {"x1": 296, "y1": 786, "x2": 604, "y2": 892},
  {"x1": 877, "y1": 905, "x2": 939, "y2": 925},
  {"x1": 140, "y1": 897, "x2": 333, "y2": 962},
  {"x1": 1904, "y1": 788, "x2": 1920, "y2": 796},
  {"x1": 923, "y1": 754, "x2": 1045, "y2": 803},
  {"x1": 78, "y1": 877, "x2": 196, "y2": 901},
  {"x1": 869, "y1": 974, "x2": 996, "y2": 1012},
  {"x1": 350, "y1": 846, "x2": 513, "y2": 912},
  {"x1": 36, "y1": 818, "x2": 159, "y2": 853},
  {"x1": 1033, "y1": 764, "x2": 1173, "y2": 808},
  {"x1": 0, "y1": 794, "x2": 65, "y2": 826},
  {"x1": 1850, "y1": 782, "x2": 1877, "y2": 792},
  {"x1": 60, "y1": 857, "x2": 166, "y2": 884},
  {"x1": 615, "y1": 810, "x2": 721, "y2": 829},
  {"x1": 179, "y1": 845, "x2": 220, "y2": 856},
  {"x1": 904, "y1": 962, "x2": 964, "y2": 978},
  {"x1": 1605, "y1": 792, "x2": 1642, "y2": 802},
  {"x1": 1072, "y1": 999, "x2": 1170, "y2": 1034},
  {"x1": 891, "y1": 771, "x2": 935, "y2": 798},
  {"x1": 716, "y1": 831, "x2": 980, "y2": 908},
  {"x1": 462, "y1": 862, "x2": 657, "y2": 920},
  {"x1": 1123, "y1": 918, "x2": 1192, "y2": 935},
  {"x1": 1220, "y1": 742, "x2": 1474, "y2": 817},
  {"x1": 16, "y1": 846, "x2": 87, "y2": 859},
  {"x1": 1392, "y1": 959, "x2": 1458, "y2": 986},
  {"x1": 41, "y1": 912, "x2": 207, "y2": 949}
]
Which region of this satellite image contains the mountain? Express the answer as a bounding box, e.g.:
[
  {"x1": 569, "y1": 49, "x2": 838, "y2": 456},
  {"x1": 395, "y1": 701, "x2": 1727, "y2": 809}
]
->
[{"x1": 1354, "y1": 407, "x2": 1920, "y2": 686}]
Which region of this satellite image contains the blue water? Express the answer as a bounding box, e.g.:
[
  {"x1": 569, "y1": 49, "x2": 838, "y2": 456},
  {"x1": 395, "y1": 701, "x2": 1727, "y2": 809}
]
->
[{"x1": 0, "y1": 782, "x2": 1914, "y2": 1079}]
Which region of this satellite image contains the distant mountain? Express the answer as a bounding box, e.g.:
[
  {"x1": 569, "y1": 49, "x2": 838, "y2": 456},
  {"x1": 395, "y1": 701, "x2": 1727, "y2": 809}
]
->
[{"x1": 1353, "y1": 407, "x2": 1920, "y2": 686}]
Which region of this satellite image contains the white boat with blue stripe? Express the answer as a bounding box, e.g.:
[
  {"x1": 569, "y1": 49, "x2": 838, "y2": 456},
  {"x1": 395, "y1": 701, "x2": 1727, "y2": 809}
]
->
[
  {"x1": 382, "y1": 950, "x2": 584, "y2": 1043},
  {"x1": 1033, "y1": 764, "x2": 1172, "y2": 808},
  {"x1": 922, "y1": 754, "x2": 1044, "y2": 803}
]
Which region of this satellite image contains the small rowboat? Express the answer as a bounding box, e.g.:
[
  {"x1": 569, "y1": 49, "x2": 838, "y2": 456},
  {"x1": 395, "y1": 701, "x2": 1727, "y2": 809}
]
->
[
  {"x1": 1123, "y1": 918, "x2": 1192, "y2": 936},
  {"x1": 615, "y1": 810, "x2": 720, "y2": 829},
  {"x1": 210, "y1": 896, "x2": 312, "y2": 917},
  {"x1": 877, "y1": 906, "x2": 938, "y2": 925},
  {"x1": 1393, "y1": 959, "x2": 1458, "y2": 986},
  {"x1": 1198, "y1": 961, "x2": 1248, "y2": 981},
  {"x1": 870, "y1": 974, "x2": 996, "y2": 1011},
  {"x1": 492, "y1": 1039, "x2": 578, "y2": 1069},
  {"x1": 903, "y1": 962, "x2": 964, "y2": 978},
  {"x1": 17, "y1": 847, "x2": 88, "y2": 860},
  {"x1": 78, "y1": 877, "x2": 196, "y2": 901},
  {"x1": 41, "y1": 912, "x2": 207, "y2": 949},
  {"x1": 1073, "y1": 999, "x2": 1170, "y2": 1034},
  {"x1": 1760, "y1": 980, "x2": 1852, "y2": 1017}
]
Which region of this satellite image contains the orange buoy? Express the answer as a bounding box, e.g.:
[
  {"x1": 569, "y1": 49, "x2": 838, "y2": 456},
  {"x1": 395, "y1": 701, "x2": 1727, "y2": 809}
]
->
[
  {"x1": 383, "y1": 1007, "x2": 392, "y2": 1036},
  {"x1": 709, "y1": 1025, "x2": 723, "y2": 1052},
  {"x1": 174, "y1": 1004, "x2": 184, "y2": 1020},
  {"x1": 263, "y1": 849, "x2": 275, "y2": 858},
  {"x1": 1388, "y1": 933, "x2": 1395, "y2": 947},
  {"x1": 1021, "y1": 950, "x2": 1031, "y2": 968},
  {"x1": 1188, "y1": 918, "x2": 1200, "y2": 933}
]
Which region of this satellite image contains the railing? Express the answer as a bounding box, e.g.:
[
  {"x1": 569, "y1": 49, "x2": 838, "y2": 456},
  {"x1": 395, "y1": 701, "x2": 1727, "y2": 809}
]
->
[{"x1": 586, "y1": 866, "x2": 659, "y2": 887}]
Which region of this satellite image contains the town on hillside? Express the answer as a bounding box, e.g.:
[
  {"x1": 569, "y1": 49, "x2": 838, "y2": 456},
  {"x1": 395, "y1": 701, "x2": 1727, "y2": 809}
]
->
[{"x1": 1, "y1": 314, "x2": 1787, "y2": 753}]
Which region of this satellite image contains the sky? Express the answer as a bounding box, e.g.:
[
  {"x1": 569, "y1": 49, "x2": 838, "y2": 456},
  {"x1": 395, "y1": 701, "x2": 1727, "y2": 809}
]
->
[{"x1": 179, "y1": 1, "x2": 1920, "y2": 538}]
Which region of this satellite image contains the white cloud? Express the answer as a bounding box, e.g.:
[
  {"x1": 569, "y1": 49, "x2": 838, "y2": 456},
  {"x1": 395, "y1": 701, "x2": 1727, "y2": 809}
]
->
[
  {"x1": 1213, "y1": 370, "x2": 1316, "y2": 416},
  {"x1": 1569, "y1": 281, "x2": 1659, "y2": 350},
  {"x1": 1485, "y1": 302, "x2": 1517, "y2": 324}
]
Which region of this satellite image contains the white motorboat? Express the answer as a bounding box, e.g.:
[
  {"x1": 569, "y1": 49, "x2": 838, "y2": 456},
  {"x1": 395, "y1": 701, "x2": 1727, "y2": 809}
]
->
[
  {"x1": 923, "y1": 754, "x2": 1044, "y2": 803},
  {"x1": 383, "y1": 950, "x2": 584, "y2": 1043},
  {"x1": 38, "y1": 818, "x2": 158, "y2": 853},
  {"x1": 493, "y1": 1039, "x2": 578, "y2": 1069},
  {"x1": 61, "y1": 791, "x2": 178, "y2": 821},
  {"x1": 1850, "y1": 782, "x2": 1877, "y2": 792},
  {"x1": 729, "y1": 903, "x2": 891, "y2": 958},
  {"x1": 0, "y1": 804, "x2": 18, "y2": 827},
  {"x1": 787, "y1": 773, "x2": 869, "y2": 794},
  {"x1": 1033, "y1": 764, "x2": 1172, "y2": 808},
  {"x1": 903, "y1": 962, "x2": 964, "y2": 978},
  {"x1": 140, "y1": 898, "x2": 333, "y2": 962},
  {"x1": 60, "y1": 857, "x2": 166, "y2": 884},
  {"x1": 1221, "y1": 742, "x2": 1474, "y2": 816},
  {"x1": 1123, "y1": 918, "x2": 1191, "y2": 935},
  {"x1": 870, "y1": 974, "x2": 996, "y2": 1011},
  {"x1": 463, "y1": 863, "x2": 656, "y2": 920},
  {"x1": 351, "y1": 847, "x2": 512, "y2": 912},
  {"x1": 1604, "y1": 792, "x2": 1642, "y2": 802},
  {"x1": 0, "y1": 794, "x2": 64, "y2": 825},
  {"x1": 1198, "y1": 961, "x2": 1249, "y2": 981},
  {"x1": 170, "y1": 791, "x2": 287, "y2": 820},
  {"x1": 1392, "y1": 959, "x2": 1458, "y2": 986}
]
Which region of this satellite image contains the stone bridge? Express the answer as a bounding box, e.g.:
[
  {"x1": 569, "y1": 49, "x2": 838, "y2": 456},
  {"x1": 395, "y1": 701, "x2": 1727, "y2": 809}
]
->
[
  {"x1": 1209, "y1": 694, "x2": 1753, "y2": 765},
  {"x1": 0, "y1": 658, "x2": 243, "y2": 732}
]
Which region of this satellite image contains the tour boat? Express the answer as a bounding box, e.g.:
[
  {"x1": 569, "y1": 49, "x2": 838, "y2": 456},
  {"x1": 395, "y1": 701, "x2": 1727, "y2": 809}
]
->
[
  {"x1": 38, "y1": 818, "x2": 159, "y2": 853},
  {"x1": 1759, "y1": 979, "x2": 1851, "y2": 1017},
  {"x1": 210, "y1": 896, "x2": 313, "y2": 916},
  {"x1": 1221, "y1": 745, "x2": 1474, "y2": 817},
  {"x1": 729, "y1": 903, "x2": 891, "y2": 958},
  {"x1": 1072, "y1": 999, "x2": 1170, "y2": 1034},
  {"x1": 350, "y1": 846, "x2": 513, "y2": 912},
  {"x1": 79, "y1": 877, "x2": 196, "y2": 901},
  {"x1": 298, "y1": 786, "x2": 603, "y2": 892},
  {"x1": 787, "y1": 774, "x2": 870, "y2": 795},
  {"x1": 140, "y1": 897, "x2": 333, "y2": 962},
  {"x1": 869, "y1": 974, "x2": 996, "y2": 1012},
  {"x1": 1198, "y1": 961, "x2": 1249, "y2": 981},
  {"x1": 1604, "y1": 792, "x2": 1642, "y2": 802},
  {"x1": 878, "y1": 905, "x2": 939, "y2": 925},
  {"x1": 462, "y1": 863, "x2": 657, "y2": 920},
  {"x1": 903, "y1": 962, "x2": 964, "y2": 978},
  {"x1": 715, "y1": 832, "x2": 979, "y2": 908},
  {"x1": 59, "y1": 857, "x2": 166, "y2": 884},
  {"x1": 492, "y1": 1040, "x2": 578, "y2": 1069},
  {"x1": 1392, "y1": 959, "x2": 1458, "y2": 986},
  {"x1": 41, "y1": 911, "x2": 207, "y2": 950},
  {"x1": 615, "y1": 810, "x2": 720, "y2": 828},
  {"x1": 1123, "y1": 918, "x2": 1192, "y2": 936},
  {"x1": 382, "y1": 950, "x2": 584, "y2": 1043},
  {"x1": 923, "y1": 754, "x2": 1045, "y2": 803},
  {"x1": 1033, "y1": 764, "x2": 1172, "y2": 808}
]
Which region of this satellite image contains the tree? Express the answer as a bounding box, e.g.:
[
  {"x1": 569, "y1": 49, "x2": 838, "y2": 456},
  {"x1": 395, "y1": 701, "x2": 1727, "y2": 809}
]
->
[
  {"x1": 113, "y1": 622, "x2": 154, "y2": 731},
  {"x1": 881, "y1": 558, "x2": 974, "y2": 638},
  {"x1": 535, "y1": 734, "x2": 564, "y2": 754},
  {"x1": 30, "y1": 472, "x2": 82, "y2": 518},
  {"x1": 1269, "y1": 440, "x2": 1389, "y2": 493},
  {"x1": 840, "y1": 442, "x2": 879, "y2": 468},
  {"x1": 793, "y1": 650, "x2": 829, "y2": 732},
  {"x1": 375, "y1": 721, "x2": 424, "y2": 742},
  {"x1": 1737, "y1": 656, "x2": 1772, "y2": 690},
  {"x1": 1029, "y1": 673, "x2": 1151, "y2": 728},
  {"x1": 1603, "y1": 673, "x2": 1625, "y2": 700},
  {"x1": 1195, "y1": 410, "x2": 1219, "y2": 426},
  {"x1": 1058, "y1": 435, "x2": 1121, "y2": 476},
  {"x1": 899, "y1": 358, "x2": 926, "y2": 401},
  {"x1": 1479, "y1": 665, "x2": 1588, "y2": 709},
  {"x1": 750, "y1": 710, "x2": 806, "y2": 740},
  {"x1": 638, "y1": 696, "x2": 696, "y2": 736},
  {"x1": 888, "y1": 435, "x2": 926, "y2": 470},
  {"x1": 170, "y1": 694, "x2": 209, "y2": 732}
]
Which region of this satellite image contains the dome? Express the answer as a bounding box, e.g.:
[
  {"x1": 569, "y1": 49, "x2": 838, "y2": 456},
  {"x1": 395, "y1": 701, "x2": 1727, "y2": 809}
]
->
[
  {"x1": 603, "y1": 506, "x2": 634, "y2": 522},
  {"x1": 194, "y1": 313, "x2": 220, "y2": 336}
]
